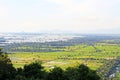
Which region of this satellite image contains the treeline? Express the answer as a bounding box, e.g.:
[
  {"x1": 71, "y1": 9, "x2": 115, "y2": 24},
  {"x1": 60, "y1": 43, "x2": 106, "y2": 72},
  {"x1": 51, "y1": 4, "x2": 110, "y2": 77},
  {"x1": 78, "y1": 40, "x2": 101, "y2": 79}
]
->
[
  {"x1": 0, "y1": 49, "x2": 100, "y2": 80},
  {"x1": 97, "y1": 57, "x2": 120, "y2": 80},
  {"x1": 2, "y1": 35, "x2": 119, "y2": 53}
]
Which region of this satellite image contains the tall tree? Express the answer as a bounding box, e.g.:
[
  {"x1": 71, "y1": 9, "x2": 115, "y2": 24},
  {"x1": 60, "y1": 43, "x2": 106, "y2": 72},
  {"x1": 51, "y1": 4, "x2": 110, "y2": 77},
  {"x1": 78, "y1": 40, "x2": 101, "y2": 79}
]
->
[
  {"x1": 23, "y1": 61, "x2": 45, "y2": 79},
  {"x1": 0, "y1": 49, "x2": 16, "y2": 80},
  {"x1": 46, "y1": 66, "x2": 65, "y2": 80}
]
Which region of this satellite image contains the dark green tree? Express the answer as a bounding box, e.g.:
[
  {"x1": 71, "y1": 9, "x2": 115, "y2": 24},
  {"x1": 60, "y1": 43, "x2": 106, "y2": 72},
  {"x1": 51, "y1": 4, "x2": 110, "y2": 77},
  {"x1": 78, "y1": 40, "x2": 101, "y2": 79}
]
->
[
  {"x1": 46, "y1": 66, "x2": 65, "y2": 80},
  {"x1": 64, "y1": 67, "x2": 79, "y2": 80},
  {"x1": 23, "y1": 61, "x2": 45, "y2": 79},
  {"x1": 0, "y1": 49, "x2": 16, "y2": 80},
  {"x1": 77, "y1": 64, "x2": 100, "y2": 80},
  {"x1": 65, "y1": 64, "x2": 101, "y2": 80}
]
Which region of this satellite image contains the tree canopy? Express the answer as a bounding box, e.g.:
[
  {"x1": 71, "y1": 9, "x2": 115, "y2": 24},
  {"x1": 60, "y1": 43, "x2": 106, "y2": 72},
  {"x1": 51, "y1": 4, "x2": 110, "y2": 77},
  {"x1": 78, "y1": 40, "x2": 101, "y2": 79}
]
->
[{"x1": 0, "y1": 49, "x2": 16, "y2": 80}]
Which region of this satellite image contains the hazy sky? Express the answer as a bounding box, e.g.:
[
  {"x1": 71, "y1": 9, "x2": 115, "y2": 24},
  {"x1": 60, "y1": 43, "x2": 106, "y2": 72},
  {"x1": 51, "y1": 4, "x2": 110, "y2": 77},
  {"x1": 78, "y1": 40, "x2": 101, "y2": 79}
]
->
[{"x1": 0, "y1": 0, "x2": 120, "y2": 33}]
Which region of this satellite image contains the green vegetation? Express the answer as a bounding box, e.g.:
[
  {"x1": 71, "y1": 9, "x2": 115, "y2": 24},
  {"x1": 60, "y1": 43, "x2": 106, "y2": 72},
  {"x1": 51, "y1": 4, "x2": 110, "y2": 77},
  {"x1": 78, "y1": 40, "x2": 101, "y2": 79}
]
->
[
  {"x1": 0, "y1": 49, "x2": 100, "y2": 80},
  {"x1": 6, "y1": 43, "x2": 120, "y2": 79},
  {"x1": 113, "y1": 73, "x2": 120, "y2": 80},
  {"x1": 1, "y1": 35, "x2": 120, "y2": 79},
  {"x1": 0, "y1": 49, "x2": 16, "y2": 80},
  {"x1": 9, "y1": 44, "x2": 120, "y2": 70}
]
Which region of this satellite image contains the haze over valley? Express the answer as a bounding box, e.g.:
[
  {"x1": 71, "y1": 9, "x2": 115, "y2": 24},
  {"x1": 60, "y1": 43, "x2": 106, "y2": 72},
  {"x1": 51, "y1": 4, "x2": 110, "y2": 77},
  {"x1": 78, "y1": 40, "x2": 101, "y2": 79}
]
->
[{"x1": 0, "y1": 0, "x2": 120, "y2": 80}]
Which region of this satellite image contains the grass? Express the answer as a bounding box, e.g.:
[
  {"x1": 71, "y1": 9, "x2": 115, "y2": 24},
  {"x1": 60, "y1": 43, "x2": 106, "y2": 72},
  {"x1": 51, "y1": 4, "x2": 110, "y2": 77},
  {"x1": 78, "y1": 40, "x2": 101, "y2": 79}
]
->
[{"x1": 8, "y1": 44, "x2": 120, "y2": 70}]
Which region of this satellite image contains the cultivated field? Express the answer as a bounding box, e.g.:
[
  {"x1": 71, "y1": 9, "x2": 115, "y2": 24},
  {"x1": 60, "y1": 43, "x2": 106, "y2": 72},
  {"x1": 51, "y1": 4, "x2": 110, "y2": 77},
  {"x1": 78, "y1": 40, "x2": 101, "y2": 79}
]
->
[{"x1": 8, "y1": 44, "x2": 120, "y2": 71}]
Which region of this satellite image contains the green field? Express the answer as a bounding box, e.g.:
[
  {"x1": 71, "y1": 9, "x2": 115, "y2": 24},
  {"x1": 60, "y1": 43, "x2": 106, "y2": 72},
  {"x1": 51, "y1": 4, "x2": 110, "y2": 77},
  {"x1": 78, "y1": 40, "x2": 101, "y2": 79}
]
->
[{"x1": 8, "y1": 44, "x2": 120, "y2": 71}]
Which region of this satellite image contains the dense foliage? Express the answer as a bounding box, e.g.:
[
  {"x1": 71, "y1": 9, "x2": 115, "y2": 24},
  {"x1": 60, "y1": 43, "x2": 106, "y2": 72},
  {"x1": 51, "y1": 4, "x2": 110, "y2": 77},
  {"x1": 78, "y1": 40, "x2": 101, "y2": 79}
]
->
[
  {"x1": 0, "y1": 49, "x2": 16, "y2": 80},
  {"x1": 0, "y1": 49, "x2": 100, "y2": 80},
  {"x1": 14, "y1": 62, "x2": 100, "y2": 80}
]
